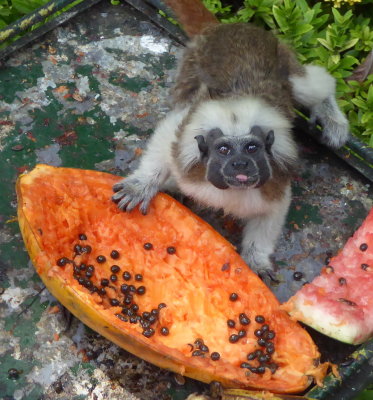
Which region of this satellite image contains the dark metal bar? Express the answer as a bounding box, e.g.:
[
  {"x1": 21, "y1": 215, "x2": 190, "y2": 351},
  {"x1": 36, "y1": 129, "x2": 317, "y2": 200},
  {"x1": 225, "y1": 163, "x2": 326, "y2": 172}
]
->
[
  {"x1": 0, "y1": 0, "x2": 102, "y2": 61},
  {"x1": 123, "y1": 0, "x2": 188, "y2": 45},
  {"x1": 0, "y1": 0, "x2": 83, "y2": 45}
]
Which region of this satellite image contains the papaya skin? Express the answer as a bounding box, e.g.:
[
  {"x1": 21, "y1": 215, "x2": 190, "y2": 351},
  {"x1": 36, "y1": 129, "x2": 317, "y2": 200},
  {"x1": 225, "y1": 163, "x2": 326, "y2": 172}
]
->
[{"x1": 16, "y1": 164, "x2": 326, "y2": 393}]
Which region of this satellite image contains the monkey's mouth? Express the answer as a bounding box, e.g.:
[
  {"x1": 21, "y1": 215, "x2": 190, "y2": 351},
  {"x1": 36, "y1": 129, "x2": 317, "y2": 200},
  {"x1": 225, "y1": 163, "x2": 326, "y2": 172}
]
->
[{"x1": 225, "y1": 174, "x2": 259, "y2": 188}]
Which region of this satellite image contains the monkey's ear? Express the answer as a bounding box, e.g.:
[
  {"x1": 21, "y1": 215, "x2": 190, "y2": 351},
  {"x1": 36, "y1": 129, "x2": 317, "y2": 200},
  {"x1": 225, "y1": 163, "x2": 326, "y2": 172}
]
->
[
  {"x1": 206, "y1": 128, "x2": 224, "y2": 144},
  {"x1": 194, "y1": 135, "x2": 208, "y2": 156},
  {"x1": 250, "y1": 125, "x2": 264, "y2": 136},
  {"x1": 265, "y1": 130, "x2": 275, "y2": 153}
]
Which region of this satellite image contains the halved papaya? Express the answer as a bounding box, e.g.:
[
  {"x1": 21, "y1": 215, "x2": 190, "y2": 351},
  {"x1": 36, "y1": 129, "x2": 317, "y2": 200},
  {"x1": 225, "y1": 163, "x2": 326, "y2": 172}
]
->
[{"x1": 16, "y1": 164, "x2": 327, "y2": 393}]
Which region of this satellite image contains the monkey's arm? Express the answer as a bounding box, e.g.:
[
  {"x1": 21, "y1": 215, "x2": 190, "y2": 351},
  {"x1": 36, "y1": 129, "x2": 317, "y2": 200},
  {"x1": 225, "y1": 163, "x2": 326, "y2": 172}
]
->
[
  {"x1": 112, "y1": 109, "x2": 187, "y2": 214},
  {"x1": 289, "y1": 65, "x2": 349, "y2": 149},
  {"x1": 240, "y1": 184, "x2": 292, "y2": 278}
]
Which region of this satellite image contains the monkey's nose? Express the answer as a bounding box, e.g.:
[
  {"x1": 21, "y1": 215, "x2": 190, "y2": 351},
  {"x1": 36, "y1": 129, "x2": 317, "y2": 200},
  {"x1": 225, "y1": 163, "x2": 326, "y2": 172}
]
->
[{"x1": 231, "y1": 160, "x2": 248, "y2": 170}]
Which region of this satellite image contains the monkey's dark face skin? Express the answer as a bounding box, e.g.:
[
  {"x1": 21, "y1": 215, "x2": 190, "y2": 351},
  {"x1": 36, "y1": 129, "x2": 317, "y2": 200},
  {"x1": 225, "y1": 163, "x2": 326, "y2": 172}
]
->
[{"x1": 195, "y1": 126, "x2": 274, "y2": 190}]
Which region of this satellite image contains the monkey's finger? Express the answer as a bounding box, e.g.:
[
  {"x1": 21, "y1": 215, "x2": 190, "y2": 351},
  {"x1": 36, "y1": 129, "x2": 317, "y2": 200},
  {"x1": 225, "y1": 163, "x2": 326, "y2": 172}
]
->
[
  {"x1": 139, "y1": 199, "x2": 151, "y2": 215},
  {"x1": 125, "y1": 197, "x2": 143, "y2": 213},
  {"x1": 112, "y1": 190, "x2": 127, "y2": 202},
  {"x1": 113, "y1": 182, "x2": 125, "y2": 193},
  {"x1": 117, "y1": 195, "x2": 134, "y2": 211}
]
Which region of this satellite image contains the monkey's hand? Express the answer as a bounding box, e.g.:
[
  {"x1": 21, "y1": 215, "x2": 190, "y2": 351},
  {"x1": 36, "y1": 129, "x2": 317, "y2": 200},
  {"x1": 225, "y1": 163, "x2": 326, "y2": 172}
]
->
[
  {"x1": 240, "y1": 250, "x2": 279, "y2": 286},
  {"x1": 112, "y1": 176, "x2": 159, "y2": 215},
  {"x1": 309, "y1": 95, "x2": 349, "y2": 149}
]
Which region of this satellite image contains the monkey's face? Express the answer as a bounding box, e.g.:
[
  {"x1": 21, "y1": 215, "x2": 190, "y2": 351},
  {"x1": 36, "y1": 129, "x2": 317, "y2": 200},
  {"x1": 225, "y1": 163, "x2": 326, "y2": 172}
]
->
[{"x1": 195, "y1": 126, "x2": 274, "y2": 190}]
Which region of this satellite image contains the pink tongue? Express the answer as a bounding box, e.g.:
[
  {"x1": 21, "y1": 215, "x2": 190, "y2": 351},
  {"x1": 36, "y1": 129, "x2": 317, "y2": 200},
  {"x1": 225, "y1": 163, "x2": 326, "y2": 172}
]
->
[{"x1": 236, "y1": 174, "x2": 248, "y2": 182}]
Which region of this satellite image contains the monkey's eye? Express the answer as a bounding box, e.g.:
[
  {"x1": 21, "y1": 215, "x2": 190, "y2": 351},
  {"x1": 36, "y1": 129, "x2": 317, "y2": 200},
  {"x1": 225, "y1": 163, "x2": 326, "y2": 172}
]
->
[
  {"x1": 245, "y1": 143, "x2": 258, "y2": 153},
  {"x1": 217, "y1": 145, "x2": 231, "y2": 155}
]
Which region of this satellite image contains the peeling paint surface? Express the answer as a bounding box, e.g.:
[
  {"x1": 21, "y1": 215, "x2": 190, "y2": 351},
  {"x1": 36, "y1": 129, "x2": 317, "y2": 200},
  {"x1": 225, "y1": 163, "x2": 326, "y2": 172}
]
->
[{"x1": 0, "y1": 2, "x2": 372, "y2": 400}]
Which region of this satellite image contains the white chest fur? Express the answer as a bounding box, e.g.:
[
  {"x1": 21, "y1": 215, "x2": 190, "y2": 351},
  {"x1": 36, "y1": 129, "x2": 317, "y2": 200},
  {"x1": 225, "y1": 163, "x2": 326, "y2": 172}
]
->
[{"x1": 176, "y1": 179, "x2": 273, "y2": 219}]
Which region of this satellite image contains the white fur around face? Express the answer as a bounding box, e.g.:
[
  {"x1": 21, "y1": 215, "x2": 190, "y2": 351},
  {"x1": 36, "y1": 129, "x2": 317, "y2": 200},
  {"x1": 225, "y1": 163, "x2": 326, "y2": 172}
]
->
[{"x1": 177, "y1": 96, "x2": 297, "y2": 174}]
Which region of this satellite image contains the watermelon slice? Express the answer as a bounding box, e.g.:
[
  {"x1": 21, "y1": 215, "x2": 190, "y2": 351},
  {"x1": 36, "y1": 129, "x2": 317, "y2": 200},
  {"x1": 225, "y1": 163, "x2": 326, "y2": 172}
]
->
[{"x1": 283, "y1": 207, "x2": 373, "y2": 345}]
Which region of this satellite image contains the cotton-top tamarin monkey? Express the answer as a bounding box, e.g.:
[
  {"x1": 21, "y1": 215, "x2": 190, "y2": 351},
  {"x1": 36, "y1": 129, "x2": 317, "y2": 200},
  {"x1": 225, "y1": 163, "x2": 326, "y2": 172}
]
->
[{"x1": 112, "y1": 0, "x2": 349, "y2": 278}]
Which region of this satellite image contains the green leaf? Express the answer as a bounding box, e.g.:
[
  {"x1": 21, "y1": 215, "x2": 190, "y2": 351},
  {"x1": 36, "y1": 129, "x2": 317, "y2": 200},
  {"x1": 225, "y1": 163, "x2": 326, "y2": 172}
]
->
[
  {"x1": 330, "y1": 54, "x2": 341, "y2": 64},
  {"x1": 272, "y1": 5, "x2": 289, "y2": 32},
  {"x1": 351, "y1": 98, "x2": 368, "y2": 110},
  {"x1": 12, "y1": 0, "x2": 47, "y2": 15},
  {"x1": 367, "y1": 85, "x2": 373, "y2": 106},
  {"x1": 361, "y1": 112, "x2": 373, "y2": 125},
  {"x1": 331, "y1": 7, "x2": 343, "y2": 24},
  {"x1": 339, "y1": 38, "x2": 359, "y2": 52},
  {"x1": 295, "y1": 24, "x2": 313, "y2": 36},
  {"x1": 317, "y1": 38, "x2": 333, "y2": 51}
]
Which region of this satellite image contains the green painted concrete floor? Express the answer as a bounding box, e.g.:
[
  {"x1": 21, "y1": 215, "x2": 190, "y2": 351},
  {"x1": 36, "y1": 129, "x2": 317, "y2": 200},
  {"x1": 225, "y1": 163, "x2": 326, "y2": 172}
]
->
[{"x1": 0, "y1": 2, "x2": 372, "y2": 400}]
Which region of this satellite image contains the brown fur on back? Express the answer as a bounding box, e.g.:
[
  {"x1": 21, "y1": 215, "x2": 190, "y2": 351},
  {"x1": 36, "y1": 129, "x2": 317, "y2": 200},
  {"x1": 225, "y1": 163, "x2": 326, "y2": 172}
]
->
[{"x1": 172, "y1": 23, "x2": 301, "y2": 119}]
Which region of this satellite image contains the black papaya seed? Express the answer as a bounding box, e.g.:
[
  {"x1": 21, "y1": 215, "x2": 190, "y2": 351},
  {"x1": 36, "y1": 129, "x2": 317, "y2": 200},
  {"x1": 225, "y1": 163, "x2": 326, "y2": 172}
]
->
[
  {"x1": 151, "y1": 308, "x2": 159, "y2": 317},
  {"x1": 293, "y1": 271, "x2": 303, "y2": 281},
  {"x1": 101, "y1": 278, "x2": 109, "y2": 287},
  {"x1": 79, "y1": 234, "x2": 87, "y2": 240},
  {"x1": 240, "y1": 362, "x2": 251, "y2": 369},
  {"x1": 264, "y1": 330, "x2": 275, "y2": 340},
  {"x1": 239, "y1": 313, "x2": 250, "y2": 325},
  {"x1": 210, "y1": 352, "x2": 220, "y2": 361},
  {"x1": 158, "y1": 303, "x2": 167, "y2": 309},
  {"x1": 261, "y1": 324, "x2": 269, "y2": 332},
  {"x1": 192, "y1": 350, "x2": 204, "y2": 357},
  {"x1": 227, "y1": 319, "x2": 235, "y2": 328},
  {"x1": 143, "y1": 329, "x2": 155, "y2": 339},
  {"x1": 247, "y1": 352, "x2": 256, "y2": 361},
  {"x1": 144, "y1": 242, "x2": 153, "y2": 250},
  {"x1": 238, "y1": 329, "x2": 246, "y2": 338},
  {"x1": 360, "y1": 243, "x2": 368, "y2": 251},
  {"x1": 110, "y1": 299, "x2": 120, "y2": 307},
  {"x1": 200, "y1": 344, "x2": 209, "y2": 352},
  {"x1": 339, "y1": 277, "x2": 347, "y2": 285},
  {"x1": 110, "y1": 250, "x2": 120, "y2": 259},
  {"x1": 361, "y1": 263, "x2": 369, "y2": 271},
  {"x1": 123, "y1": 271, "x2": 131, "y2": 281},
  {"x1": 137, "y1": 286, "x2": 146, "y2": 295},
  {"x1": 229, "y1": 334, "x2": 239, "y2": 343},
  {"x1": 167, "y1": 246, "x2": 176, "y2": 254},
  {"x1": 82, "y1": 245, "x2": 92, "y2": 254},
  {"x1": 121, "y1": 284, "x2": 129, "y2": 294},
  {"x1": 135, "y1": 274, "x2": 143, "y2": 281},
  {"x1": 110, "y1": 274, "x2": 118, "y2": 282},
  {"x1": 229, "y1": 293, "x2": 238, "y2": 301},
  {"x1": 254, "y1": 329, "x2": 263, "y2": 337},
  {"x1": 255, "y1": 315, "x2": 265, "y2": 323},
  {"x1": 257, "y1": 366, "x2": 266, "y2": 374},
  {"x1": 258, "y1": 354, "x2": 270, "y2": 363},
  {"x1": 257, "y1": 338, "x2": 266, "y2": 347},
  {"x1": 57, "y1": 257, "x2": 69, "y2": 267},
  {"x1": 160, "y1": 327, "x2": 169, "y2": 336},
  {"x1": 111, "y1": 265, "x2": 120, "y2": 273},
  {"x1": 96, "y1": 255, "x2": 106, "y2": 263}
]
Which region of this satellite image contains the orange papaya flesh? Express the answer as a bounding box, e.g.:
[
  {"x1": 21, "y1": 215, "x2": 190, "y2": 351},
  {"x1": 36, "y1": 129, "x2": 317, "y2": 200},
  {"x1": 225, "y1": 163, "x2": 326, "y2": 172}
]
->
[{"x1": 16, "y1": 164, "x2": 327, "y2": 393}]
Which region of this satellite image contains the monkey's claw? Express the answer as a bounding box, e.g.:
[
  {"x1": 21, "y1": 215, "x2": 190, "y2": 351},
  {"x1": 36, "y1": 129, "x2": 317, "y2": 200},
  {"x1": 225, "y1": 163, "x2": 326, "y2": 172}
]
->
[{"x1": 112, "y1": 178, "x2": 157, "y2": 214}]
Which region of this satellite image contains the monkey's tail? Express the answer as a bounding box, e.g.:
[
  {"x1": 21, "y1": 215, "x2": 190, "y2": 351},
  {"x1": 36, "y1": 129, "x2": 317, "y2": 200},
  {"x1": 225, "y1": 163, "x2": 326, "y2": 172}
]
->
[{"x1": 163, "y1": 0, "x2": 219, "y2": 37}]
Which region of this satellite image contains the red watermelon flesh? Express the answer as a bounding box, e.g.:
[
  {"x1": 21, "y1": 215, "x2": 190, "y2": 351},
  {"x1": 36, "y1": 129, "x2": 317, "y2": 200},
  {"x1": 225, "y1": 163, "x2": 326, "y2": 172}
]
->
[{"x1": 284, "y1": 207, "x2": 373, "y2": 345}]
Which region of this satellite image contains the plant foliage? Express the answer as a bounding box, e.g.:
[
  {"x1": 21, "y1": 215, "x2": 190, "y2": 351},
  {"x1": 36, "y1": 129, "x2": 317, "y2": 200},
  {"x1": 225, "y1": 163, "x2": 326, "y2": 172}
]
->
[{"x1": 203, "y1": 0, "x2": 373, "y2": 147}]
